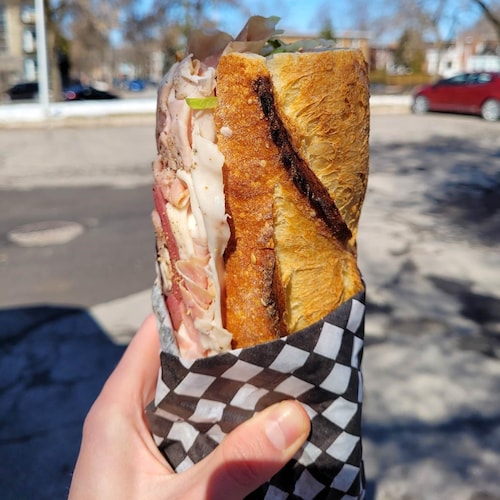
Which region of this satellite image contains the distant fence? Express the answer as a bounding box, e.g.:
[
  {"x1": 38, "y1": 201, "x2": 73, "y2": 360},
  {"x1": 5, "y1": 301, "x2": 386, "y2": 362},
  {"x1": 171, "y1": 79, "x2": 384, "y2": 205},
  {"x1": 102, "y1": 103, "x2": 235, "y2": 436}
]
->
[{"x1": 370, "y1": 71, "x2": 434, "y2": 88}]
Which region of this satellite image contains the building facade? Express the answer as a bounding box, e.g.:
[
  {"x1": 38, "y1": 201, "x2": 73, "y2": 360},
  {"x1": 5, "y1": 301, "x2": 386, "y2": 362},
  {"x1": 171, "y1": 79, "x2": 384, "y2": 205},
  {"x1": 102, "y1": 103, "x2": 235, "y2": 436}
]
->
[
  {"x1": 426, "y1": 35, "x2": 500, "y2": 78},
  {"x1": 0, "y1": 0, "x2": 37, "y2": 92}
]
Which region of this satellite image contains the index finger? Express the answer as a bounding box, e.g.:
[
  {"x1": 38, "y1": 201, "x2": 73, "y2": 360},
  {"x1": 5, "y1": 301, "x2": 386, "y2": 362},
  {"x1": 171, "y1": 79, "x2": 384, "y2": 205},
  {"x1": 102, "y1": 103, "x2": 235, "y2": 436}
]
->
[{"x1": 102, "y1": 313, "x2": 161, "y2": 408}]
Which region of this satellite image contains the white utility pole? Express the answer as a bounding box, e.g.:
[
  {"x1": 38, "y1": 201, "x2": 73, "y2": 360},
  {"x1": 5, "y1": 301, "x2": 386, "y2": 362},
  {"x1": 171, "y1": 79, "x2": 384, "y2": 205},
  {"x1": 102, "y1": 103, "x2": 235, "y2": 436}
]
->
[{"x1": 35, "y1": 0, "x2": 50, "y2": 117}]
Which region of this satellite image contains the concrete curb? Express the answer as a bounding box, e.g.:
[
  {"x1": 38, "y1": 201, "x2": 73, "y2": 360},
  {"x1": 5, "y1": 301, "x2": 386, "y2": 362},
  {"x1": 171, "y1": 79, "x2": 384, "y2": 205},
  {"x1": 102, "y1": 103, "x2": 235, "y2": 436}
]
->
[
  {"x1": 0, "y1": 98, "x2": 157, "y2": 126},
  {"x1": 89, "y1": 289, "x2": 153, "y2": 345},
  {"x1": 0, "y1": 95, "x2": 412, "y2": 126}
]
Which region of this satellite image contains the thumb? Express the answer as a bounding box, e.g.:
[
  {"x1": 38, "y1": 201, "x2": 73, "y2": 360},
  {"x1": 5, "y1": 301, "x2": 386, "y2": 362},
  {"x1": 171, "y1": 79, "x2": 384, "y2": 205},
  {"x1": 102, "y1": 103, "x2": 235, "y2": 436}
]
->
[{"x1": 186, "y1": 400, "x2": 310, "y2": 499}]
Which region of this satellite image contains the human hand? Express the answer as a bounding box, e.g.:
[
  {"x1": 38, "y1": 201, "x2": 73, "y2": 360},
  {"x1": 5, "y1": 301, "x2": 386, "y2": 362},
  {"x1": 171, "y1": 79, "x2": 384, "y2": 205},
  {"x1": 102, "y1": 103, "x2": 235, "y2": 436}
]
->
[{"x1": 69, "y1": 314, "x2": 310, "y2": 499}]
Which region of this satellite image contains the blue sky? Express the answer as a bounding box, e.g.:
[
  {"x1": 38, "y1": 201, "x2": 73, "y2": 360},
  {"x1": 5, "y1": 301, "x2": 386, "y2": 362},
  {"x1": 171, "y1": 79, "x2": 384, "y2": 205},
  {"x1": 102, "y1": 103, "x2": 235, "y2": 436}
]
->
[
  {"x1": 210, "y1": 0, "x2": 360, "y2": 37},
  {"x1": 128, "y1": 0, "x2": 485, "y2": 45},
  {"x1": 112, "y1": 0, "x2": 352, "y2": 47},
  {"x1": 207, "y1": 0, "x2": 484, "y2": 42}
]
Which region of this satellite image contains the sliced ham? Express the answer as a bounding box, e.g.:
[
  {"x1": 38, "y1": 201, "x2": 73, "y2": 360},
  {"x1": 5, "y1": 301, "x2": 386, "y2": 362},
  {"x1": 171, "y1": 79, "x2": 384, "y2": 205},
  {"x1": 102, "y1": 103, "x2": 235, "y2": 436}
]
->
[{"x1": 152, "y1": 56, "x2": 231, "y2": 358}]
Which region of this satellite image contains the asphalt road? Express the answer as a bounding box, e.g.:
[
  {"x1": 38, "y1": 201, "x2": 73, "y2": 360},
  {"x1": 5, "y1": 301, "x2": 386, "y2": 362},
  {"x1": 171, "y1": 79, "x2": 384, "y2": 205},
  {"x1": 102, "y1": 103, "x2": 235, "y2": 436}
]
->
[
  {"x1": 0, "y1": 110, "x2": 499, "y2": 499},
  {"x1": 0, "y1": 185, "x2": 154, "y2": 308},
  {"x1": 0, "y1": 119, "x2": 156, "y2": 310},
  {"x1": 1, "y1": 111, "x2": 497, "y2": 310}
]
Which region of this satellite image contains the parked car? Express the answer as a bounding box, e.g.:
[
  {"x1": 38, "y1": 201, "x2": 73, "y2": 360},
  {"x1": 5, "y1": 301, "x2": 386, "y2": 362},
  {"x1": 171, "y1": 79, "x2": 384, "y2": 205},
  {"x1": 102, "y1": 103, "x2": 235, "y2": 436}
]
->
[
  {"x1": 127, "y1": 79, "x2": 146, "y2": 92},
  {"x1": 412, "y1": 72, "x2": 500, "y2": 121},
  {"x1": 113, "y1": 77, "x2": 146, "y2": 92},
  {"x1": 63, "y1": 85, "x2": 119, "y2": 101},
  {"x1": 5, "y1": 82, "x2": 39, "y2": 100}
]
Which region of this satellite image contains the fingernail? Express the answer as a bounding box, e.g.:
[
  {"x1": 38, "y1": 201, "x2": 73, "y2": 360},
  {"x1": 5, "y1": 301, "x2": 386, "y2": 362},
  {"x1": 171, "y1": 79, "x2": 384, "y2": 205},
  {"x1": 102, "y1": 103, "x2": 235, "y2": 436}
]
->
[{"x1": 265, "y1": 401, "x2": 309, "y2": 452}]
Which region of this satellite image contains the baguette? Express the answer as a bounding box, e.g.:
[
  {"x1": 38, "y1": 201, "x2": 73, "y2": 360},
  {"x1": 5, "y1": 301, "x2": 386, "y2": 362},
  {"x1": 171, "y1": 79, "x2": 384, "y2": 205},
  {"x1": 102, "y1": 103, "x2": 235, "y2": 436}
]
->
[{"x1": 216, "y1": 50, "x2": 369, "y2": 348}]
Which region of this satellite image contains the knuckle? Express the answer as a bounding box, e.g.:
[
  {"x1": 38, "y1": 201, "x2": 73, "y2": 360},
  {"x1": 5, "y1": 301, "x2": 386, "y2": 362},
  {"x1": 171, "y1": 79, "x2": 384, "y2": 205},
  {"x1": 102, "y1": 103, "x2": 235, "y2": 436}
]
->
[{"x1": 220, "y1": 437, "x2": 267, "y2": 489}]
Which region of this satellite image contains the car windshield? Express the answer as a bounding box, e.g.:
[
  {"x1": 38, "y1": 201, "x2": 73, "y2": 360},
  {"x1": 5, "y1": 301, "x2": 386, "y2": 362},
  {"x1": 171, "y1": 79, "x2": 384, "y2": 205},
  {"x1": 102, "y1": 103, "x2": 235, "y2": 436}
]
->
[
  {"x1": 443, "y1": 73, "x2": 494, "y2": 86},
  {"x1": 444, "y1": 74, "x2": 469, "y2": 84}
]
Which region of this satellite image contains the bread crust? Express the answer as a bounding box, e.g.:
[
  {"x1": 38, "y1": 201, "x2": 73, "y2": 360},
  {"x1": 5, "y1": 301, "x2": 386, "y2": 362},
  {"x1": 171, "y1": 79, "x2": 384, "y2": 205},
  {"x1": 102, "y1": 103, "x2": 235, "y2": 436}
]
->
[
  {"x1": 215, "y1": 50, "x2": 369, "y2": 348},
  {"x1": 266, "y1": 50, "x2": 370, "y2": 248},
  {"x1": 215, "y1": 55, "x2": 287, "y2": 347}
]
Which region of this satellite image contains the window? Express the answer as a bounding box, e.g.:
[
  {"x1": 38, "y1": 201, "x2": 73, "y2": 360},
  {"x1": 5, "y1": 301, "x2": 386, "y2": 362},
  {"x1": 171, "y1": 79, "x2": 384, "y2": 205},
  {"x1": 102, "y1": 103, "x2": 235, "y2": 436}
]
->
[
  {"x1": 446, "y1": 74, "x2": 468, "y2": 85},
  {"x1": 477, "y1": 73, "x2": 492, "y2": 84},
  {"x1": 21, "y1": 7, "x2": 36, "y2": 24},
  {"x1": 0, "y1": 4, "x2": 7, "y2": 53},
  {"x1": 23, "y1": 28, "x2": 36, "y2": 53}
]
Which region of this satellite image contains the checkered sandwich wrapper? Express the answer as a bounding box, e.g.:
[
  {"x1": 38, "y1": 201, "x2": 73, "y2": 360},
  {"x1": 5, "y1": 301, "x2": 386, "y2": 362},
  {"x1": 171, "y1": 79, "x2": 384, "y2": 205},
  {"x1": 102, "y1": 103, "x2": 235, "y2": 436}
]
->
[{"x1": 147, "y1": 281, "x2": 366, "y2": 499}]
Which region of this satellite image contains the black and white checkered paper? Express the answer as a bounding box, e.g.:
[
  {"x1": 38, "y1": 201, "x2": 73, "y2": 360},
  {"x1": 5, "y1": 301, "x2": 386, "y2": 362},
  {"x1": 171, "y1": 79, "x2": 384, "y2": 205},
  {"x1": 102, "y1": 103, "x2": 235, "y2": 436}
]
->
[{"x1": 147, "y1": 284, "x2": 366, "y2": 499}]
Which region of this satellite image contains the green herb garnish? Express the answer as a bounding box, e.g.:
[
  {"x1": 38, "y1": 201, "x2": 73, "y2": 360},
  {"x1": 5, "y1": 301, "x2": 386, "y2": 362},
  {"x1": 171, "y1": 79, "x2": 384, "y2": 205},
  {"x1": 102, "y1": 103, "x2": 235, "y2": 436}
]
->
[
  {"x1": 186, "y1": 97, "x2": 218, "y2": 109},
  {"x1": 262, "y1": 37, "x2": 337, "y2": 56}
]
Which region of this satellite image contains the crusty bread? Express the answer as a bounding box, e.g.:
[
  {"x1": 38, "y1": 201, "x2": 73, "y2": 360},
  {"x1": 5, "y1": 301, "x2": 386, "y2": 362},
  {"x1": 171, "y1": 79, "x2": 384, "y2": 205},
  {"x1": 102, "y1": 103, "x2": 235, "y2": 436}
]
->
[
  {"x1": 214, "y1": 54, "x2": 289, "y2": 347},
  {"x1": 266, "y1": 50, "x2": 370, "y2": 249},
  {"x1": 215, "y1": 50, "x2": 369, "y2": 348}
]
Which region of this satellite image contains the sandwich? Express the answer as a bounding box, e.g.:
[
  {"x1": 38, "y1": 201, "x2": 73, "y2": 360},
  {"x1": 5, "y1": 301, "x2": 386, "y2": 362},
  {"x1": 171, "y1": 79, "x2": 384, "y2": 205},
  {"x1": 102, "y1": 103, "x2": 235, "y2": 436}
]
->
[
  {"x1": 148, "y1": 18, "x2": 369, "y2": 496},
  {"x1": 151, "y1": 16, "x2": 369, "y2": 359}
]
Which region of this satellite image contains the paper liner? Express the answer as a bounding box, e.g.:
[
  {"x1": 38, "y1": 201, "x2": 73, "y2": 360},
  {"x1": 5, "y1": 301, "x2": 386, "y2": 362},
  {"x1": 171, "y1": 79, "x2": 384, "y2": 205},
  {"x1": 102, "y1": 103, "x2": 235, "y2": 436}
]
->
[{"x1": 147, "y1": 281, "x2": 366, "y2": 499}]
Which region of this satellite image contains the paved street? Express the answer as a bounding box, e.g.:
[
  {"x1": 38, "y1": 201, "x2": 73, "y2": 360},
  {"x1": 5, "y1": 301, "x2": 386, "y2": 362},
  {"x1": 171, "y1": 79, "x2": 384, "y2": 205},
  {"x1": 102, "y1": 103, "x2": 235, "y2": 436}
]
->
[
  {"x1": 358, "y1": 113, "x2": 500, "y2": 499},
  {"x1": 0, "y1": 110, "x2": 499, "y2": 499},
  {"x1": 0, "y1": 118, "x2": 157, "y2": 339}
]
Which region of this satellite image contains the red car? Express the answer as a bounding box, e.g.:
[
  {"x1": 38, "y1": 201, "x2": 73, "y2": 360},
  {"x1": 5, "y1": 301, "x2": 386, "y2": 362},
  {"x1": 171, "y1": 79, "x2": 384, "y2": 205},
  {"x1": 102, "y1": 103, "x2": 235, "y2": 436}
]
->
[{"x1": 412, "y1": 71, "x2": 500, "y2": 121}]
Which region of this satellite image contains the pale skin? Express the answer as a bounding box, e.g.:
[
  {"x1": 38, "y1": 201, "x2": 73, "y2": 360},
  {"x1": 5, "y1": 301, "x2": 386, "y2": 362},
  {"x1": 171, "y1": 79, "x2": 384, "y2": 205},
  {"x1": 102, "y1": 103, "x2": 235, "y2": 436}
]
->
[{"x1": 69, "y1": 314, "x2": 311, "y2": 499}]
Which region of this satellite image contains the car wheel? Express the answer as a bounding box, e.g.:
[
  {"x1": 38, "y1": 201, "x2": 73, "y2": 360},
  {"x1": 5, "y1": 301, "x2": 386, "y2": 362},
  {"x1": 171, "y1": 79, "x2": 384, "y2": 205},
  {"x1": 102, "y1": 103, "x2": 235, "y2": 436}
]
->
[
  {"x1": 480, "y1": 99, "x2": 500, "y2": 122},
  {"x1": 413, "y1": 96, "x2": 429, "y2": 114}
]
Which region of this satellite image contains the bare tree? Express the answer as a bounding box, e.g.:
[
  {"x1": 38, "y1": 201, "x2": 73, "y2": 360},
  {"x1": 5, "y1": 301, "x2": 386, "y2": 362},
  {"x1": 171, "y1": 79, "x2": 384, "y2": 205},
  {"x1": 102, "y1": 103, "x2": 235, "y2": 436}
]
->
[
  {"x1": 69, "y1": 0, "x2": 120, "y2": 84},
  {"x1": 318, "y1": 13, "x2": 335, "y2": 41},
  {"x1": 376, "y1": 0, "x2": 495, "y2": 73},
  {"x1": 119, "y1": 0, "x2": 246, "y2": 73},
  {"x1": 470, "y1": 0, "x2": 500, "y2": 39},
  {"x1": 378, "y1": 0, "x2": 500, "y2": 40},
  {"x1": 348, "y1": 0, "x2": 372, "y2": 32},
  {"x1": 394, "y1": 28, "x2": 427, "y2": 72},
  {"x1": 379, "y1": 0, "x2": 455, "y2": 74},
  {"x1": 42, "y1": 0, "x2": 119, "y2": 99}
]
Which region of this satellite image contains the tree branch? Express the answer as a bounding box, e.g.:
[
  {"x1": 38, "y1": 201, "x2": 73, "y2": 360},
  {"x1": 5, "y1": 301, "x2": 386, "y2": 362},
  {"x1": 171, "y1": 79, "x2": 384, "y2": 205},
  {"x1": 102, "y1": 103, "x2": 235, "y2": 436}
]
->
[{"x1": 471, "y1": 0, "x2": 500, "y2": 40}]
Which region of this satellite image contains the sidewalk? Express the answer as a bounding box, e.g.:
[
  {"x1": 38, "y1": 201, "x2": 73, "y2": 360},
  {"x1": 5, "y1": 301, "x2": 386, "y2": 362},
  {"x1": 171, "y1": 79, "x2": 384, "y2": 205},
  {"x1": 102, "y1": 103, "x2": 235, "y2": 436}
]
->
[
  {"x1": 0, "y1": 97, "x2": 156, "y2": 126},
  {"x1": 0, "y1": 95, "x2": 413, "y2": 126}
]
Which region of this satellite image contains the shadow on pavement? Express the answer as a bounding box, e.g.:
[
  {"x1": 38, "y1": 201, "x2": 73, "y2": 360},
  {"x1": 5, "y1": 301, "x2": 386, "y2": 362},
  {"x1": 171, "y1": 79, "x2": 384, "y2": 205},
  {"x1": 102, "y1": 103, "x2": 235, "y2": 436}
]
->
[
  {"x1": 370, "y1": 134, "x2": 500, "y2": 247},
  {"x1": 0, "y1": 305, "x2": 126, "y2": 500}
]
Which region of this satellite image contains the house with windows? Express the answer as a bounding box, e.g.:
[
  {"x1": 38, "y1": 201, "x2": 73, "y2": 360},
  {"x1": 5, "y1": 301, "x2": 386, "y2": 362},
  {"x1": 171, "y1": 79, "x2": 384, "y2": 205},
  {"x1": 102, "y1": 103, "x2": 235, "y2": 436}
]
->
[
  {"x1": 0, "y1": 0, "x2": 37, "y2": 93},
  {"x1": 369, "y1": 13, "x2": 499, "y2": 79},
  {"x1": 426, "y1": 35, "x2": 500, "y2": 78}
]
